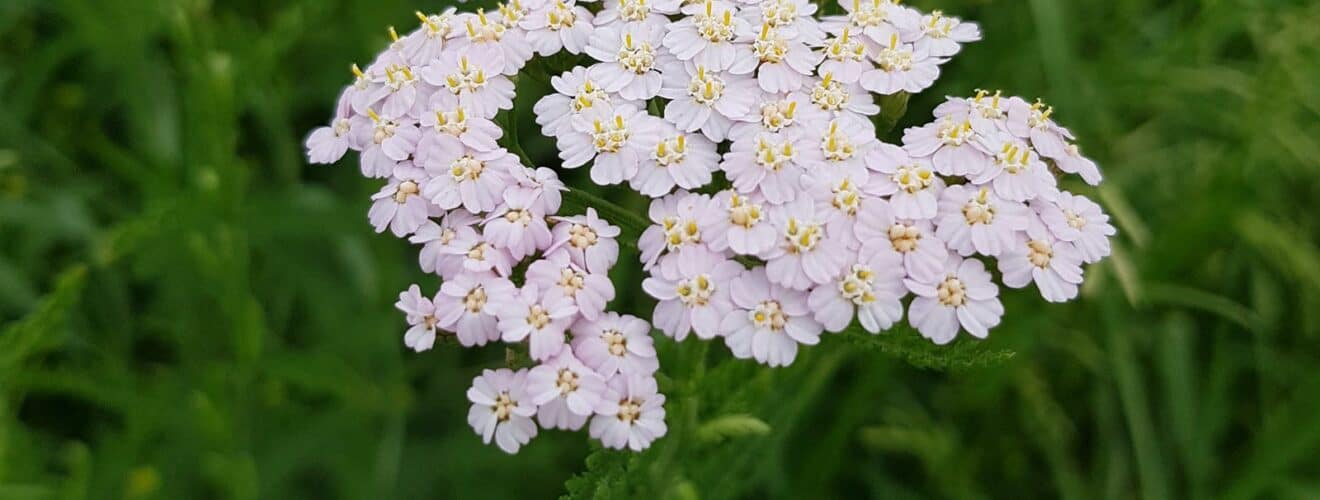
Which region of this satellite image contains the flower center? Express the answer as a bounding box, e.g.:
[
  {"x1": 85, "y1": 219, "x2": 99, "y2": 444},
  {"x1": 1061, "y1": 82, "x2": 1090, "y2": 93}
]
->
[
  {"x1": 753, "y1": 25, "x2": 789, "y2": 63},
  {"x1": 810, "y1": 73, "x2": 850, "y2": 112},
  {"x1": 676, "y1": 273, "x2": 715, "y2": 307},
  {"x1": 728, "y1": 195, "x2": 764, "y2": 228},
  {"x1": 825, "y1": 28, "x2": 868, "y2": 62},
  {"x1": 750, "y1": 300, "x2": 787, "y2": 331},
  {"x1": 888, "y1": 223, "x2": 921, "y2": 253},
  {"x1": 527, "y1": 304, "x2": 551, "y2": 329},
  {"x1": 753, "y1": 136, "x2": 796, "y2": 171},
  {"x1": 463, "y1": 9, "x2": 507, "y2": 42},
  {"x1": 497, "y1": 0, "x2": 526, "y2": 28},
  {"x1": 394, "y1": 180, "x2": 420, "y2": 203},
  {"x1": 603, "y1": 329, "x2": 628, "y2": 356},
  {"x1": 1028, "y1": 98, "x2": 1056, "y2": 129},
  {"x1": 415, "y1": 11, "x2": 454, "y2": 39},
  {"x1": 686, "y1": 66, "x2": 725, "y2": 105},
  {"x1": 893, "y1": 164, "x2": 935, "y2": 193},
  {"x1": 572, "y1": 80, "x2": 610, "y2": 112},
  {"x1": 848, "y1": 0, "x2": 890, "y2": 28},
  {"x1": 1027, "y1": 239, "x2": 1054, "y2": 268},
  {"x1": 875, "y1": 35, "x2": 913, "y2": 72},
  {"x1": 831, "y1": 178, "x2": 862, "y2": 215},
  {"x1": 618, "y1": 0, "x2": 652, "y2": 22},
  {"x1": 440, "y1": 227, "x2": 457, "y2": 244},
  {"x1": 617, "y1": 399, "x2": 642, "y2": 423},
  {"x1": 1065, "y1": 210, "x2": 1087, "y2": 229},
  {"x1": 971, "y1": 89, "x2": 1006, "y2": 119},
  {"x1": 617, "y1": 33, "x2": 656, "y2": 74},
  {"x1": 383, "y1": 64, "x2": 418, "y2": 92},
  {"x1": 369, "y1": 111, "x2": 398, "y2": 144},
  {"x1": 546, "y1": 0, "x2": 577, "y2": 30},
  {"x1": 760, "y1": 0, "x2": 799, "y2": 27},
  {"x1": 922, "y1": 11, "x2": 955, "y2": 38},
  {"x1": 995, "y1": 142, "x2": 1031, "y2": 174},
  {"x1": 936, "y1": 117, "x2": 973, "y2": 146},
  {"x1": 759, "y1": 100, "x2": 797, "y2": 131},
  {"x1": 556, "y1": 368, "x2": 580, "y2": 395},
  {"x1": 464, "y1": 285, "x2": 488, "y2": 313},
  {"x1": 820, "y1": 122, "x2": 856, "y2": 162},
  {"x1": 450, "y1": 155, "x2": 486, "y2": 181},
  {"x1": 783, "y1": 218, "x2": 823, "y2": 253},
  {"x1": 840, "y1": 264, "x2": 878, "y2": 304},
  {"x1": 591, "y1": 115, "x2": 631, "y2": 153},
  {"x1": 333, "y1": 118, "x2": 351, "y2": 137},
  {"x1": 493, "y1": 392, "x2": 515, "y2": 421},
  {"x1": 467, "y1": 242, "x2": 489, "y2": 261},
  {"x1": 557, "y1": 267, "x2": 586, "y2": 296},
  {"x1": 444, "y1": 56, "x2": 489, "y2": 95},
  {"x1": 653, "y1": 134, "x2": 688, "y2": 166},
  {"x1": 433, "y1": 108, "x2": 470, "y2": 136},
  {"x1": 662, "y1": 217, "x2": 702, "y2": 250},
  {"x1": 961, "y1": 189, "x2": 996, "y2": 225},
  {"x1": 694, "y1": 1, "x2": 737, "y2": 43},
  {"x1": 568, "y1": 223, "x2": 599, "y2": 249},
  {"x1": 937, "y1": 275, "x2": 967, "y2": 306},
  {"x1": 503, "y1": 208, "x2": 533, "y2": 226}
]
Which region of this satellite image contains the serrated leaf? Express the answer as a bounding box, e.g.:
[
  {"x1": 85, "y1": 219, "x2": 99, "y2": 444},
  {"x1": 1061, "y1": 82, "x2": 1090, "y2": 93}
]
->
[{"x1": 840, "y1": 326, "x2": 1016, "y2": 370}]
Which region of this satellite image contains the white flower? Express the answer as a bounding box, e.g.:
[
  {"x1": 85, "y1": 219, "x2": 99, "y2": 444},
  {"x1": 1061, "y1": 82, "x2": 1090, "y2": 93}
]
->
[
  {"x1": 854, "y1": 201, "x2": 949, "y2": 284},
  {"x1": 400, "y1": 9, "x2": 459, "y2": 66},
  {"x1": 761, "y1": 196, "x2": 851, "y2": 290},
  {"x1": 906, "y1": 255, "x2": 1003, "y2": 344},
  {"x1": 728, "y1": 91, "x2": 811, "y2": 141},
  {"x1": 817, "y1": 27, "x2": 872, "y2": 83},
  {"x1": 445, "y1": 225, "x2": 517, "y2": 277},
  {"x1": 804, "y1": 174, "x2": 868, "y2": 247},
  {"x1": 350, "y1": 111, "x2": 420, "y2": 178},
  {"x1": 643, "y1": 249, "x2": 744, "y2": 340},
  {"x1": 590, "y1": 375, "x2": 667, "y2": 451},
  {"x1": 731, "y1": 24, "x2": 821, "y2": 93},
  {"x1": 1033, "y1": 191, "x2": 1115, "y2": 263},
  {"x1": 807, "y1": 249, "x2": 906, "y2": 333},
  {"x1": 525, "y1": 250, "x2": 616, "y2": 321},
  {"x1": 585, "y1": 24, "x2": 667, "y2": 100},
  {"x1": 799, "y1": 114, "x2": 875, "y2": 181},
  {"x1": 803, "y1": 72, "x2": 880, "y2": 123},
  {"x1": 559, "y1": 104, "x2": 663, "y2": 185},
  {"x1": 435, "y1": 271, "x2": 517, "y2": 346},
  {"x1": 902, "y1": 113, "x2": 992, "y2": 177},
  {"x1": 368, "y1": 167, "x2": 432, "y2": 237},
  {"x1": 595, "y1": 0, "x2": 682, "y2": 31},
  {"x1": 467, "y1": 368, "x2": 538, "y2": 454},
  {"x1": 999, "y1": 217, "x2": 1085, "y2": 303},
  {"x1": 862, "y1": 142, "x2": 943, "y2": 220},
  {"x1": 658, "y1": 63, "x2": 758, "y2": 142},
  {"x1": 397, "y1": 284, "x2": 443, "y2": 351},
  {"x1": 705, "y1": 189, "x2": 777, "y2": 255},
  {"x1": 859, "y1": 33, "x2": 943, "y2": 95},
  {"x1": 522, "y1": 0, "x2": 596, "y2": 55},
  {"x1": 637, "y1": 191, "x2": 723, "y2": 277},
  {"x1": 972, "y1": 132, "x2": 1059, "y2": 202},
  {"x1": 547, "y1": 208, "x2": 622, "y2": 274},
  {"x1": 534, "y1": 67, "x2": 617, "y2": 138},
  {"x1": 421, "y1": 48, "x2": 516, "y2": 118},
  {"x1": 420, "y1": 136, "x2": 517, "y2": 213},
  {"x1": 493, "y1": 284, "x2": 581, "y2": 361},
  {"x1": 630, "y1": 124, "x2": 721, "y2": 197},
  {"x1": 721, "y1": 129, "x2": 811, "y2": 204},
  {"x1": 823, "y1": 0, "x2": 918, "y2": 44},
  {"x1": 448, "y1": 8, "x2": 535, "y2": 75},
  {"x1": 306, "y1": 116, "x2": 354, "y2": 164},
  {"x1": 410, "y1": 210, "x2": 482, "y2": 278},
  {"x1": 483, "y1": 197, "x2": 554, "y2": 260},
  {"x1": 935, "y1": 185, "x2": 1031, "y2": 257},
  {"x1": 721, "y1": 267, "x2": 822, "y2": 367},
  {"x1": 901, "y1": 10, "x2": 980, "y2": 58},
  {"x1": 526, "y1": 346, "x2": 608, "y2": 430},
  {"x1": 571, "y1": 312, "x2": 660, "y2": 377},
  {"x1": 663, "y1": 0, "x2": 751, "y2": 71},
  {"x1": 417, "y1": 104, "x2": 503, "y2": 153},
  {"x1": 505, "y1": 165, "x2": 567, "y2": 216},
  {"x1": 739, "y1": 0, "x2": 824, "y2": 45}
]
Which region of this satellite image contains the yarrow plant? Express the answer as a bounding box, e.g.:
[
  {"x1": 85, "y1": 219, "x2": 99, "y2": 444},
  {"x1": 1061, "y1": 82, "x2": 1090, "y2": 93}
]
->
[{"x1": 307, "y1": 0, "x2": 1116, "y2": 455}]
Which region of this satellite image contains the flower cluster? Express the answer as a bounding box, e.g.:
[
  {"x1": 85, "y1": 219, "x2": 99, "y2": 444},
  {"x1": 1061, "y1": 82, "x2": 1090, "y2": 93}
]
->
[{"x1": 306, "y1": 0, "x2": 1115, "y2": 454}]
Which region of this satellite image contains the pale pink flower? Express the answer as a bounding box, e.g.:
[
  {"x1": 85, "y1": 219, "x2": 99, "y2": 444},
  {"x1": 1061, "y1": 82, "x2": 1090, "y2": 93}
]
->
[
  {"x1": 417, "y1": 104, "x2": 503, "y2": 154},
  {"x1": 859, "y1": 33, "x2": 943, "y2": 95},
  {"x1": 738, "y1": 0, "x2": 823, "y2": 44},
  {"x1": 547, "y1": 208, "x2": 622, "y2": 274},
  {"x1": 663, "y1": 0, "x2": 751, "y2": 72},
  {"x1": 730, "y1": 25, "x2": 821, "y2": 93},
  {"x1": 559, "y1": 104, "x2": 663, "y2": 185},
  {"x1": 906, "y1": 255, "x2": 1003, "y2": 344},
  {"x1": 721, "y1": 267, "x2": 822, "y2": 367},
  {"x1": 999, "y1": 217, "x2": 1085, "y2": 303},
  {"x1": 863, "y1": 142, "x2": 943, "y2": 220},
  {"x1": 421, "y1": 136, "x2": 517, "y2": 213},
  {"x1": 505, "y1": 165, "x2": 567, "y2": 215},
  {"x1": 630, "y1": 124, "x2": 721, "y2": 197},
  {"x1": 522, "y1": 0, "x2": 596, "y2": 56},
  {"x1": 721, "y1": 129, "x2": 811, "y2": 204},
  {"x1": 728, "y1": 91, "x2": 810, "y2": 141},
  {"x1": 350, "y1": 112, "x2": 421, "y2": 178},
  {"x1": 525, "y1": 251, "x2": 616, "y2": 321},
  {"x1": 798, "y1": 114, "x2": 875, "y2": 181},
  {"x1": 854, "y1": 203, "x2": 948, "y2": 284},
  {"x1": 901, "y1": 113, "x2": 992, "y2": 177},
  {"x1": 761, "y1": 196, "x2": 851, "y2": 290},
  {"x1": 595, "y1": 0, "x2": 682, "y2": 31},
  {"x1": 802, "y1": 72, "x2": 880, "y2": 124},
  {"x1": 585, "y1": 24, "x2": 666, "y2": 100},
  {"x1": 435, "y1": 271, "x2": 517, "y2": 346},
  {"x1": 444, "y1": 226, "x2": 517, "y2": 276},
  {"x1": 821, "y1": 0, "x2": 918, "y2": 44},
  {"x1": 1053, "y1": 142, "x2": 1103, "y2": 186},
  {"x1": 421, "y1": 48, "x2": 516, "y2": 118},
  {"x1": 400, "y1": 9, "x2": 459, "y2": 66},
  {"x1": 397, "y1": 284, "x2": 443, "y2": 352},
  {"x1": 935, "y1": 184, "x2": 1031, "y2": 257},
  {"x1": 807, "y1": 249, "x2": 906, "y2": 332},
  {"x1": 1005, "y1": 97, "x2": 1073, "y2": 162},
  {"x1": 494, "y1": 284, "x2": 581, "y2": 361},
  {"x1": 972, "y1": 132, "x2": 1059, "y2": 202},
  {"x1": 637, "y1": 192, "x2": 723, "y2": 277},
  {"x1": 590, "y1": 375, "x2": 667, "y2": 451},
  {"x1": 534, "y1": 67, "x2": 616, "y2": 138},
  {"x1": 483, "y1": 198, "x2": 553, "y2": 260},
  {"x1": 305, "y1": 116, "x2": 353, "y2": 164},
  {"x1": 705, "y1": 189, "x2": 777, "y2": 255},
  {"x1": 1033, "y1": 191, "x2": 1115, "y2": 263},
  {"x1": 571, "y1": 313, "x2": 660, "y2": 377},
  {"x1": 803, "y1": 173, "x2": 868, "y2": 246},
  {"x1": 467, "y1": 368, "x2": 538, "y2": 454},
  {"x1": 526, "y1": 346, "x2": 608, "y2": 430},
  {"x1": 902, "y1": 10, "x2": 980, "y2": 57},
  {"x1": 642, "y1": 249, "x2": 744, "y2": 340},
  {"x1": 410, "y1": 210, "x2": 482, "y2": 277},
  {"x1": 817, "y1": 27, "x2": 872, "y2": 83},
  {"x1": 659, "y1": 62, "x2": 758, "y2": 142},
  {"x1": 447, "y1": 9, "x2": 535, "y2": 76},
  {"x1": 368, "y1": 169, "x2": 432, "y2": 237}
]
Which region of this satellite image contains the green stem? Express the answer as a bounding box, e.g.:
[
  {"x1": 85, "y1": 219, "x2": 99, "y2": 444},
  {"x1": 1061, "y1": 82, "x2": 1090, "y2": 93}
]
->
[{"x1": 875, "y1": 91, "x2": 911, "y2": 137}]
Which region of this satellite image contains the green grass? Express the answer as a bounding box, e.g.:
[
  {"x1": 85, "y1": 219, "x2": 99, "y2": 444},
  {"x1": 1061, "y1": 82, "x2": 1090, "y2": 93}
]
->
[{"x1": 2, "y1": 0, "x2": 1318, "y2": 498}]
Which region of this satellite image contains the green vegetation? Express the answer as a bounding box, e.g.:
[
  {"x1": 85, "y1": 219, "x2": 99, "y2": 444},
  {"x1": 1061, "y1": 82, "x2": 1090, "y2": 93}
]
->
[{"x1": 2, "y1": 0, "x2": 1318, "y2": 498}]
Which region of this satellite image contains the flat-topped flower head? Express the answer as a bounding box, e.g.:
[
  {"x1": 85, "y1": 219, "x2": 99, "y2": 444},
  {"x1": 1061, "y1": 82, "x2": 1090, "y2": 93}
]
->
[
  {"x1": 663, "y1": 0, "x2": 751, "y2": 71},
  {"x1": 721, "y1": 267, "x2": 822, "y2": 367},
  {"x1": 421, "y1": 49, "x2": 516, "y2": 118},
  {"x1": 659, "y1": 63, "x2": 757, "y2": 141},
  {"x1": 721, "y1": 129, "x2": 811, "y2": 204},
  {"x1": 493, "y1": 284, "x2": 580, "y2": 361},
  {"x1": 863, "y1": 142, "x2": 943, "y2": 220},
  {"x1": 999, "y1": 217, "x2": 1085, "y2": 303},
  {"x1": 527, "y1": 346, "x2": 608, "y2": 430},
  {"x1": 808, "y1": 249, "x2": 907, "y2": 333},
  {"x1": 572, "y1": 313, "x2": 660, "y2": 377},
  {"x1": 523, "y1": 0, "x2": 595, "y2": 56},
  {"x1": 860, "y1": 33, "x2": 943, "y2": 95},
  {"x1": 435, "y1": 271, "x2": 517, "y2": 346},
  {"x1": 397, "y1": 284, "x2": 443, "y2": 351},
  {"x1": 590, "y1": 375, "x2": 667, "y2": 451},
  {"x1": 535, "y1": 67, "x2": 616, "y2": 138},
  {"x1": 1033, "y1": 191, "x2": 1115, "y2": 263},
  {"x1": 905, "y1": 255, "x2": 1003, "y2": 345},
  {"x1": 705, "y1": 189, "x2": 777, "y2": 255},
  {"x1": 631, "y1": 123, "x2": 720, "y2": 197},
  {"x1": 369, "y1": 169, "x2": 432, "y2": 237},
  {"x1": 420, "y1": 136, "x2": 517, "y2": 213},
  {"x1": 902, "y1": 10, "x2": 980, "y2": 57},
  {"x1": 935, "y1": 185, "x2": 1031, "y2": 257},
  {"x1": 972, "y1": 133, "x2": 1059, "y2": 202},
  {"x1": 586, "y1": 24, "x2": 666, "y2": 100},
  {"x1": 762, "y1": 196, "x2": 850, "y2": 290},
  {"x1": 467, "y1": 368, "x2": 538, "y2": 454},
  {"x1": 643, "y1": 248, "x2": 744, "y2": 340},
  {"x1": 548, "y1": 208, "x2": 622, "y2": 274},
  {"x1": 526, "y1": 251, "x2": 616, "y2": 321}
]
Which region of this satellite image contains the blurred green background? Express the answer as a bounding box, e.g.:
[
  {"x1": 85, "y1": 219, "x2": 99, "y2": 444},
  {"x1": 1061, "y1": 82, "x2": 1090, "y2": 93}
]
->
[{"x1": 2, "y1": 0, "x2": 1319, "y2": 498}]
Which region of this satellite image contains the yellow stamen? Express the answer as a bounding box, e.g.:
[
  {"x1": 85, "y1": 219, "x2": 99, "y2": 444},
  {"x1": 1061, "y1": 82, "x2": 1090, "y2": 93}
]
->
[
  {"x1": 367, "y1": 109, "x2": 382, "y2": 123},
  {"x1": 351, "y1": 64, "x2": 365, "y2": 80}
]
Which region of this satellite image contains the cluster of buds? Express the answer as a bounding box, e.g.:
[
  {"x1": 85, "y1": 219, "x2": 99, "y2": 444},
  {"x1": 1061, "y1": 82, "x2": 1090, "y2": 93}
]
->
[{"x1": 306, "y1": 0, "x2": 1114, "y2": 453}]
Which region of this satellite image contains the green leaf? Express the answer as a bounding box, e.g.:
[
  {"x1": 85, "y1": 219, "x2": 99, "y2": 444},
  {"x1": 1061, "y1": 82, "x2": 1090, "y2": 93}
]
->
[
  {"x1": 0, "y1": 264, "x2": 87, "y2": 375},
  {"x1": 839, "y1": 326, "x2": 1016, "y2": 370},
  {"x1": 695, "y1": 414, "x2": 771, "y2": 445}
]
